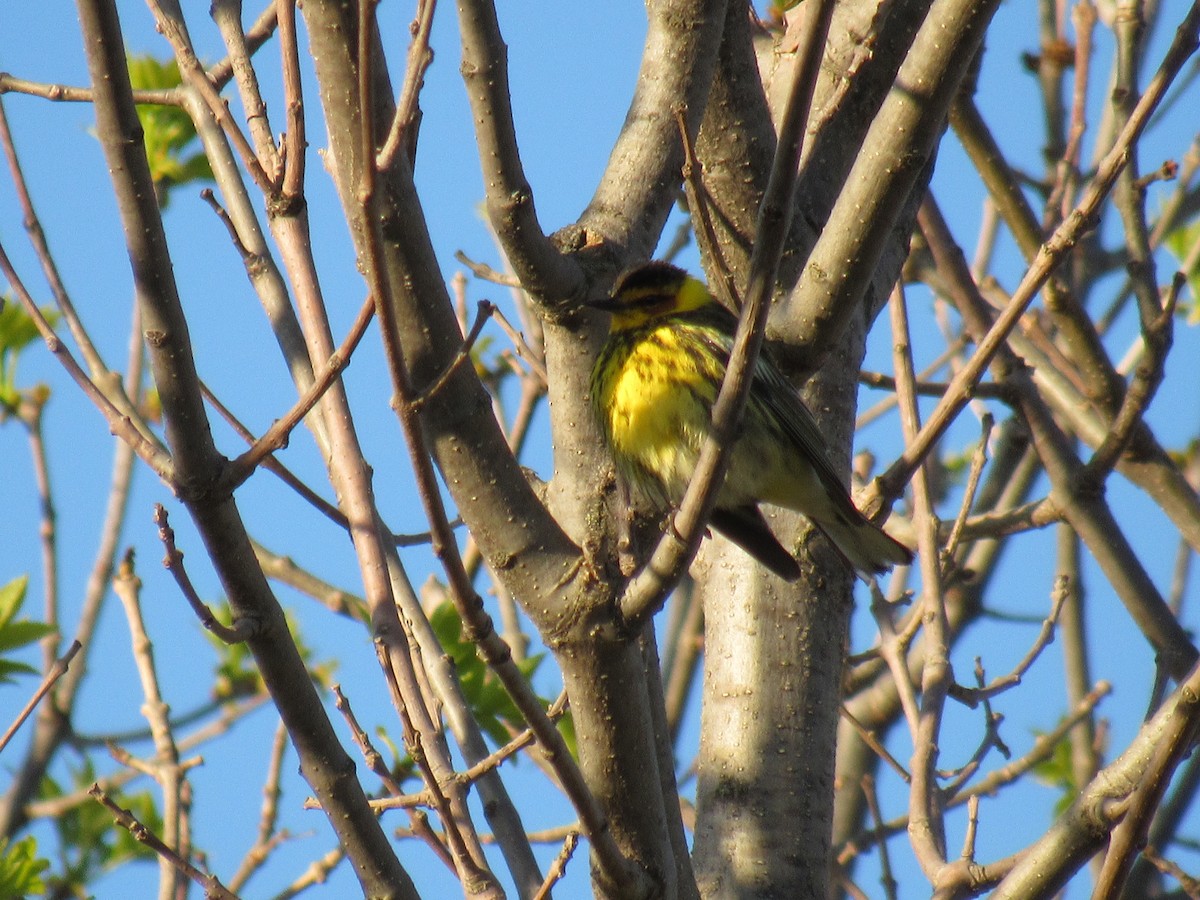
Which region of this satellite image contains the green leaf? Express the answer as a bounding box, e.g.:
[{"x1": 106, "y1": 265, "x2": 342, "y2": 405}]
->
[
  {"x1": 125, "y1": 54, "x2": 213, "y2": 201},
  {"x1": 0, "y1": 576, "x2": 56, "y2": 685},
  {"x1": 211, "y1": 638, "x2": 264, "y2": 701},
  {"x1": 428, "y1": 598, "x2": 553, "y2": 748},
  {"x1": 371, "y1": 726, "x2": 418, "y2": 786},
  {"x1": 127, "y1": 54, "x2": 179, "y2": 92},
  {"x1": 0, "y1": 303, "x2": 47, "y2": 357},
  {"x1": 206, "y1": 601, "x2": 336, "y2": 699},
  {"x1": 555, "y1": 710, "x2": 577, "y2": 761},
  {"x1": 0, "y1": 301, "x2": 58, "y2": 414},
  {"x1": 0, "y1": 836, "x2": 50, "y2": 896},
  {"x1": 1163, "y1": 216, "x2": 1200, "y2": 325},
  {"x1": 0, "y1": 575, "x2": 30, "y2": 628},
  {"x1": 1030, "y1": 728, "x2": 1078, "y2": 817},
  {"x1": 0, "y1": 620, "x2": 57, "y2": 653},
  {"x1": 39, "y1": 763, "x2": 158, "y2": 893},
  {"x1": 107, "y1": 790, "x2": 163, "y2": 867},
  {"x1": 0, "y1": 659, "x2": 39, "y2": 682}
]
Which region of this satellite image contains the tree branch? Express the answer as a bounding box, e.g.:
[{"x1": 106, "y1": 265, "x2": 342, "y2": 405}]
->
[
  {"x1": 72, "y1": 1, "x2": 416, "y2": 893},
  {"x1": 456, "y1": 0, "x2": 581, "y2": 299}
]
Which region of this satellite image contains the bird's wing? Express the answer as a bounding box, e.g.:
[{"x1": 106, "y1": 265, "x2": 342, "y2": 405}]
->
[
  {"x1": 688, "y1": 304, "x2": 866, "y2": 523},
  {"x1": 751, "y1": 352, "x2": 869, "y2": 522}
]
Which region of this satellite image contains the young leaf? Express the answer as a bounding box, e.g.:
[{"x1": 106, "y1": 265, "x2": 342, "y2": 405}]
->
[
  {"x1": 0, "y1": 302, "x2": 58, "y2": 414},
  {"x1": 0, "y1": 576, "x2": 56, "y2": 684},
  {"x1": 0, "y1": 836, "x2": 50, "y2": 897},
  {"x1": 1163, "y1": 217, "x2": 1200, "y2": 325},
  {"x1": 125, "y1": 54, "x2": 213, "y2": 205}
]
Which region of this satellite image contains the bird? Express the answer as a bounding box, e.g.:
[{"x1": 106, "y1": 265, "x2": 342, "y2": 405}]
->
[{"x1": 587, "y1": 260, "x2": 912, "y2": 581}]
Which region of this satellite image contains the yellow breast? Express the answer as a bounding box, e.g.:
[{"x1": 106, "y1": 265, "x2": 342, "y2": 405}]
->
[{"x1": 595, "y1": 324, "x2": 718, "y2": 499}]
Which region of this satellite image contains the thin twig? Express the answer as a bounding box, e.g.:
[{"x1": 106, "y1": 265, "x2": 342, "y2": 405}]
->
[
  {"x1": 226, "y1": 718, "x2": 289, "y2": 893},
  {"x1": 0, "y1": 641, "x2": 81, "y2": 754},
  {"x1": 20, "y1": 394, "x2": 58, "y2": 674},
  {"x1": 144, "y1": 0, "x2": 275, "y2": 193},
  {"x1": 676, "y1": 108, "x2": 736, "y2": 309},
  {"x1": 938, "y1": 661, "x2": 1010, "y2": 799},
  {"x1": 377, "y1": 0, "x2": 437, "y2": 172},
  {"x1": 891, "y1": 280, "x2": 952, "y2": 877},
  {"x1": 1141, "y1": 847, "x2": 1200, "y2": 899},
  {"x1": 869, "y1": 582, "x2": 922, "y2": 736},
  {"x1": 276, "y1": 0, "x2": 306, "y2": 200},
  {"x1": 112, "y1": 550, "x2": 186, "y2": 900},
  {"x1": 332, "y1": 685, "x2": 405, "y2": 797},
  {"x1": 533, "y1": 830, "x2": 580, "y2": 900},
  {"x1": 0, "y1": 242, "x2": 174, "y2": 480},
  {"x1": 838, "y1": 682, "x2": 1112, "y2": 859},
  {"x1": 455, "y1": 0, "x2": 579, "y2": 295},
  {"x1": 210, "y1": 0, "x2": 281, "y2": 179},
  {"x1": 949, "y1": 577, "x2": 1069, "y2": 706},
  {"x1": 25, "y1": 695, "x2": 268, "y2": 821},
  {"x1": 489, "y1": 306, "x2": 549, "y2": 385},
  {"x1": 355, "y1": 8, "x2": 500, "y2": 887},
  {"x1": 862, "y1": 775, "x2": 899, "y2": 900},
  {"x1": 412, "y1": 300, "x2": 496, "y2": 410},
  {"x1": 942, "y1": 414, "x2": 994, "y2": 563},
  {"x1": 0, "y1": 95, "x2": 145, "y2": 422},
  {"x1": 841, "y1": 706, "x2": 911, "y2": 783},
  {"x1": 197, "y1": 382, "x2": 344, "y2": 524},
  {"x1": 223, "y1": 293, "x2": 376, "y2": 489},
  {"x1": 90, "y1": 784, "x2": 240, "y2": 900},
  {"x1": 331, "y1": 684, "x2": 457, "y2": 872},
  {"x1": 1082, "y1": 274, "x2": 1180, "y2": 478},
  {"x1": 372, "y1": 642, "x2": 469, "y2": 877},
  {"x1": 918, "y1": 194, "x2": 1197, "y2": 679},
  {"x1": 154, "y1": 506, "x2": 253, "y2": 644},
  {"x1": 453, "y1": 251, "x2": 523, "y2": 288}
]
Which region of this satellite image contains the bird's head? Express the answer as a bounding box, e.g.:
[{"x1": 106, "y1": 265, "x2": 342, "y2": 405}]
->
[{"x1": 587, "y1": 261, "x2": 714, "y2": 330}]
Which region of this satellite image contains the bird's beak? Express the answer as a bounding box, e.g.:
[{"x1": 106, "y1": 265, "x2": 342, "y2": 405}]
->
[{"x1": 583, "y1": 293, "x2": 619, "y2": 312}]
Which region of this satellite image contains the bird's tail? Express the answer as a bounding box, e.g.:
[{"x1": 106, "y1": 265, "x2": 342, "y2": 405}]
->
[
  {"x1": 707, "y1": 506, "x2": 912, "y2": 581},
  {"x1": 813, "y1": 509, "x2": 912, "y2": 578},
  {"x1": 709, "y1": 507, "x2": 803, "y2": 581}
]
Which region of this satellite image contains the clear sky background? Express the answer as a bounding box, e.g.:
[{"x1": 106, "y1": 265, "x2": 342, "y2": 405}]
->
[{"x1": 2, "y1": 2, "x2": 1199, "y2": 897}]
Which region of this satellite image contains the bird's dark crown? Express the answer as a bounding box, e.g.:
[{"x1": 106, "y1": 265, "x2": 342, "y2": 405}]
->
[
  {"x1": 588, "y1": 261, "x2": 714, "y2": 328},
  {"x1": 610, "y1": 261, "x2": 689, "y2": 308}
]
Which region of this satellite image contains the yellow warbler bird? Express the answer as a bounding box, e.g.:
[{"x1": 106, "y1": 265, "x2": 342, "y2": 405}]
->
[{"x1": 588, "y1": 261, "x2": 911, "y2": 581}]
